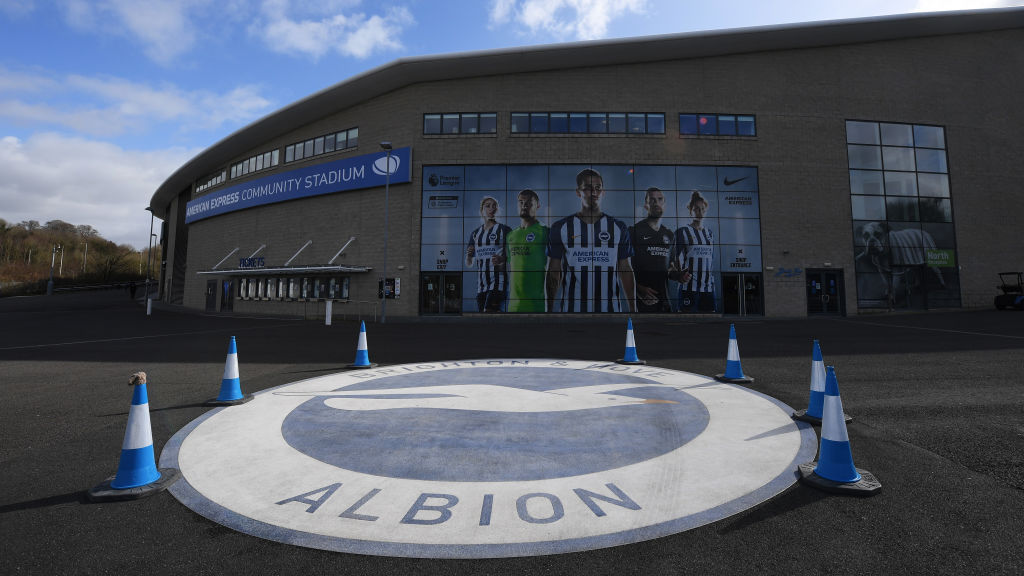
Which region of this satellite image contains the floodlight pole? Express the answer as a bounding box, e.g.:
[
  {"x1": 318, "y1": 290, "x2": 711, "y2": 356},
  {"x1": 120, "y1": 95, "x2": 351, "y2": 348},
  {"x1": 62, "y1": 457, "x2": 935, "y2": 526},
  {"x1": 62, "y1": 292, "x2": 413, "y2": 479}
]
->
[
  {"x1": 145, "y1": 207, "x2": 154, "y2": 300},
  {"x1": 380, "y1": 142, "x2": 392, "y2": 324}
]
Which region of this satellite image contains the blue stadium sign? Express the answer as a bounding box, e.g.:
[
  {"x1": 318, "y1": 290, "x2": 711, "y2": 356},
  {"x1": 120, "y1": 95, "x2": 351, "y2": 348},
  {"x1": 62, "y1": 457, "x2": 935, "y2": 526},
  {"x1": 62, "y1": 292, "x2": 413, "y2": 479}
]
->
[{"x1": 185, "y1": 147, "x2": 411, "y2": 224}]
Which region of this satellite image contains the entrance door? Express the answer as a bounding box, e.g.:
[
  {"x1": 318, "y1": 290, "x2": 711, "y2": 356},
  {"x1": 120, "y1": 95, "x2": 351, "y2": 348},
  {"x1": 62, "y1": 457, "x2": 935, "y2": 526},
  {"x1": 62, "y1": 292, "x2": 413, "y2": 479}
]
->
[
  {"x1": 220, "y1": 280, "x2": 234, "y2": 312},
  {"x1": 205, "y1": 280, "x2": 218, "y2": 312},
  {"x1": 721, "y1": 273, "x2": 763, "y2": 316},
  {"x1": 421, "y1": 273, "x2": 463, "y2": 315},
  {"x1": 806, "y1": 269, "x2": 844, "y2": 315}
]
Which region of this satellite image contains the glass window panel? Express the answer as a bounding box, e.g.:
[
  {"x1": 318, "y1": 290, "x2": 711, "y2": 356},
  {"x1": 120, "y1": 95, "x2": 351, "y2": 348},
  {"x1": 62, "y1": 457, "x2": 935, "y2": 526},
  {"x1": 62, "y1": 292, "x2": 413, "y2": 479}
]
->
[
  {"x1": 272, "y1": 149, "x2": 279, "y2": 165},
  {"x1": 917, "y1": 173, "x2": 950, "y2": 197},
  {"x1": 850, "y1": 170, "x2": 884, "y2": 195},
  {"x1": 588, "y1": 113, "x2": 607, "y2": 133},
  {"x1": 847, "y1": 145, "x2": 882, "y2": 169},
  {"x1": 336, "y1": 131, "x2": 347, "y2": 150},
  {"x1": 256, "y1": 154, "x2": 264, "y2": 171},
  {"x1": 628, "y1": 113, "x2": 646, "y2": 133},
  {"x1": 886, "y1": 197, "x2": 920, "y2": 221},
  {"x1": 442, "y1": 114, "x2": 460, "y2": 134},
  {"x1": 846, "y1": 120, "x2": 880, "y2": 144},
  {"x1": 851, "y1": 195, "x2": 886, "y2": 220},
  {"x1": 249, "y1": 157, "x2": 257, "y2": 172},
  {"x1": 608, "y1": 113, "x2": 626, "y2": 133},
  {"x1": 647, "y1": 113, "x2": 665, "y2": 134},
  {"x1": 510, "y1": 113, "x2": 529, "y2": 133},
  {"x1": 914, "y1": 125, "x2": 945, "y2": 148},
  {"x1": 313, "y1": 137, "x2": 324, "y2": 156},
  {"x1": 479, "y1": 113, "x2": 497, "y2": 134},
  {"x1": 549, "y1": 113, "x2": 568, "y2": 133},
  {"x1": 324, "y1": 134, "x2": 335, "y2": 152},
  {"x1": 919, "y1": 198, "x2": 952, "y2": 222},
  {"x1": 882, "y1": 146, "x2": 915, "y2": 171},
  {"x1": 737, "y1": 115, "x2": 755, "y2": 136},
  {"x1": 718, "y1": 115, "x2": 737, "y2": 135},
  {"x1": 231, "y1": 165, "x2": 237, "y2": 178},
  {"x1": 880, "y1": 123, "x2": 914, "y2": 146},
  {"x1": 263, "y1": 152, "x2": 271, "y2": 167},
  {"x1": 679, "y1": 114, "x2": 698, "y2": 134},
  {"x1": 698, "y1": 114, "x2": 717, "y2": 135},
  {"x1": 916, "y1": 148, "x2": 948, "y2": 173},
  {"x1": 303, "y1": 140, "x2": 313, "y2": 158},
  {"x1": 461, "y1": 113, "x2": 479, "y2": 134},
  {"x1": 569, "y1": 113, "x2": 588, "y2": 133},
  {"x1": 241, "y1": 161, "x2": 248, "y2": 175},
  {"x1": 285, "y1": 145, "x2": 294, "y2": 162},
  {"x1": 347, "y1": 128, "x2": 358, "y2": 148},
  {"x1": 920, "y1": 222, "x2": 956, "y2": 248},
  {"x1": 530, "y1": 113, "x2": 549, "y2": 133},
  {"x1": 884, "y1": 171, "x2": 918, "y2": 196},
  {"x1": 424, "y1": 114, "x2": 441, "y2": 134}
]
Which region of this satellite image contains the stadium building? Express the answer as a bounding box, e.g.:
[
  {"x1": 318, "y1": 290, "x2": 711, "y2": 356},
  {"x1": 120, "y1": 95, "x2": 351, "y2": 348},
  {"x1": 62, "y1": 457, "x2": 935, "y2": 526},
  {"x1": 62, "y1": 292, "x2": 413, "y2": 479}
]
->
[{"x1": 148, "y1": 7, "x2": 1024, "y2": 319}]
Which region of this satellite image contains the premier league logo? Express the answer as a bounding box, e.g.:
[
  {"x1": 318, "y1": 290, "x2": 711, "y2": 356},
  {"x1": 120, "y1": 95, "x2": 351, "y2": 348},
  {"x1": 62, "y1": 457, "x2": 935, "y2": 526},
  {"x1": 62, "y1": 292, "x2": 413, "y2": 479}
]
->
[{"x1": 163, "y1": 360, "x2": 815, "y2": 558}]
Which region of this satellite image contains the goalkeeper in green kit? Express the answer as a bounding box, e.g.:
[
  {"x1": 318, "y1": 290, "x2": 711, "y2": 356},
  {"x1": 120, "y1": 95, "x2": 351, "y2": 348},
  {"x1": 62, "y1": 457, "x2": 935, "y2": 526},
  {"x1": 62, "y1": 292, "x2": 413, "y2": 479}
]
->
[{"x1": 501, "y1": 189, "x2": 549, "y2": 312}]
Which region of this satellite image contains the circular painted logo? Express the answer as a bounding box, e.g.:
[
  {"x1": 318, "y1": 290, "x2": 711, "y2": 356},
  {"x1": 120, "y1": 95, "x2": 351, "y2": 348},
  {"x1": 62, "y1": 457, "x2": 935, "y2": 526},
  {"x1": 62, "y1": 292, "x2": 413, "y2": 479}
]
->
[
  {"x1": 372, "y1": 155, "x2": 400, "y2": 176},
  {"x1": 162, "y1": 360, "x2": 814, "y2": 558},
  {"x1": 526, "y1": 233, "x2": 535, "y2": 242},
  {"x1": 598, "y1": 231, "x2": 611, "y2": 242}
]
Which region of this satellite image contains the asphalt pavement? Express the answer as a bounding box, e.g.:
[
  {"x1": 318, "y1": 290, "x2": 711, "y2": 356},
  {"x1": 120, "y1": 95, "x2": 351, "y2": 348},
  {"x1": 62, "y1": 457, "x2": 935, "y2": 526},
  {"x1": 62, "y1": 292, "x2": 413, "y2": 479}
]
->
[{"x1": 1, "y1": 290, "x2": 1021, "y2": 575}]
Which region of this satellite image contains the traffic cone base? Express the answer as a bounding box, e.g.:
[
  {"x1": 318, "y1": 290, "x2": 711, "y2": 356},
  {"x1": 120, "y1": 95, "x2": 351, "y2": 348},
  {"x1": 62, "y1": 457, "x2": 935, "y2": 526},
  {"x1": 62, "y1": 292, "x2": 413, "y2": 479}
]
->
[
  {"x1": 798, "y1": 462, "x2": 881, "y2": 496},
  {"x1": 88, "y1": 468, "x2": 182, "y2": 502},
  {"x1": 792, "y1": 408, "x2": 853, "y2": 426},
  {"x1": 616, "y1": 318, "x2": 646, "y2": 365},
  {"x1": 206, "y1": 393, "x2": 254, "y2": 406},
  {"x1": 715, "y1": 372, "x2": 754, "y2": 384}
]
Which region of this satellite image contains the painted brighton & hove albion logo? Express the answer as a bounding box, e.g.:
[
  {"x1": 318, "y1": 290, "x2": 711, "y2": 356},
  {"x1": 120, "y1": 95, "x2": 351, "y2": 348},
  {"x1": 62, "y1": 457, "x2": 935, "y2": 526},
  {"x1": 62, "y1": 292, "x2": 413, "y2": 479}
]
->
[
  {"x1": 162, "y1": 360, "x2": 815, "y2": 558},
  {"x1": 373, "y1": 154, "x2": 401, "y2": 176}
]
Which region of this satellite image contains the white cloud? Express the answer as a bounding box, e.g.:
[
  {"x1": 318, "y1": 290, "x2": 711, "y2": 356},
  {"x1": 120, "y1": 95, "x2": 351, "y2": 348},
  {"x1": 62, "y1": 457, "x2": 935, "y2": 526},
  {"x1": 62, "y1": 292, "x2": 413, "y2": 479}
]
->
[
  {"x1": 489, "y1": 0, "x2": 648, "y2": 40},
  {"x1": 0, "y1": 70, "x2": 272, "y2": 137},
  {"x1": 0, "y1": 133, "x2": 197, "y2": 247},
  {"x1": 252, "y1": 0, "x2": 413, "y2": 60},
  {"x1": 61, "y1": 0, "x2": 204, "y2": 65},
  {"x1": 913, "y1": 0, "x2": 1024, "y2": 11}
]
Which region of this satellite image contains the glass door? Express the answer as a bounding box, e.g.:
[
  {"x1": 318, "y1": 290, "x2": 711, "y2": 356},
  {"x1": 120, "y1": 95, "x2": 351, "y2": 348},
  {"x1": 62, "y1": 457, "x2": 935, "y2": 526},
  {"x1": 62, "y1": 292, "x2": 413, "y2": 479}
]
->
[{"x1": 806, "y1": 269, "x2": 844, "y2": 315}]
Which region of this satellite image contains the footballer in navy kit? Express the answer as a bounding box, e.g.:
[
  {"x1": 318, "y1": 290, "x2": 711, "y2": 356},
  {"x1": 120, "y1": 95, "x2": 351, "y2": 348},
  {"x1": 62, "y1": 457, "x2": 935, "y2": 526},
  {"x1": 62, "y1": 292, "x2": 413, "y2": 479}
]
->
[
  {"x1": 466, "y1": 196, "x2": 512, "y2": 312},
  {"x1": 546, "y1": 169, "x2": 636, "y2": 313},
  {"x1": 629, "y1": 187, "x2": 691, "y2": 313}
]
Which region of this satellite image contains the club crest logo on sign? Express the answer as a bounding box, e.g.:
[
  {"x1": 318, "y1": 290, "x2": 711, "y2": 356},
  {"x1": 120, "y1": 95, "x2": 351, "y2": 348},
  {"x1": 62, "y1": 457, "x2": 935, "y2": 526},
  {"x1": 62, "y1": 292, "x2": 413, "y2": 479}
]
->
[{"x1": 162, "y1": 360, "x2": 815, "y2": 558}]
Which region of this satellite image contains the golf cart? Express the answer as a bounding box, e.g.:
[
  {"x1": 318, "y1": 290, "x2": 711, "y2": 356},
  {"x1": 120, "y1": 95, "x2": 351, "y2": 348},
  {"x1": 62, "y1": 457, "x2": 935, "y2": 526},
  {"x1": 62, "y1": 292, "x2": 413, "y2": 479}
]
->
[{"x1": 994, "y1": 272, "x2": 1024, "y2": 310}]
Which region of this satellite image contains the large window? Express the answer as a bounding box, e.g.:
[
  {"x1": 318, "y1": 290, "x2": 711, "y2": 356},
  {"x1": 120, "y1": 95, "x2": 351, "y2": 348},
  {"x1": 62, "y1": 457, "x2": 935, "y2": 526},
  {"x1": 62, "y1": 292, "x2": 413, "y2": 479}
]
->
[
  {"x1": 847, "y1": 121, "x2": 959, "y2": 309},
  {"x1": 423, "y1": 113, "x2": 497, "y2": 135},
  {"x1": 510, "y1": 112, "x2": 665, "y2": 134},
  {"x1": 421, "y1": 164, "x2": 761, "y2": 314},
  {"x1": 285, "y1": 127, "x2": 358, "y2": 163},
  {"x1": 679, "y1": 114, "x2": 756, "y2": 136}
]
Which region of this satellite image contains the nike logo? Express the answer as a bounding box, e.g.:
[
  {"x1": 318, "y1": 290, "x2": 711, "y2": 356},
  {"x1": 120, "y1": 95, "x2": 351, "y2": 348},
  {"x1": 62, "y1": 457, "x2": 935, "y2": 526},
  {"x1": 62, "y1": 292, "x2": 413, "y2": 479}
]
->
[
  {"x1": 723, "y1": 176, "x2": 748, "y2": 186},
  {"x1": 641, "y1": 235, "x2": 652, "y2": 240}
]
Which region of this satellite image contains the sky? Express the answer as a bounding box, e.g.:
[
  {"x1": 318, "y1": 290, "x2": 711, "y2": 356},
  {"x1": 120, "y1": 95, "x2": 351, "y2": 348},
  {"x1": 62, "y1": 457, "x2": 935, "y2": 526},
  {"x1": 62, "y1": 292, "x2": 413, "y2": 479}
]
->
[{"x1": 1, "y1": 0, "x2": 1021, "y2": 249}]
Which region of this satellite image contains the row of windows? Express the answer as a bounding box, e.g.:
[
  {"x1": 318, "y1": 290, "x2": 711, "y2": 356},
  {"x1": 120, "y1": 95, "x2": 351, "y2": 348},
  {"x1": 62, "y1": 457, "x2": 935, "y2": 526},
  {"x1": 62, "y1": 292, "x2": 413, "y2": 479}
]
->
[
  {"x1": 850, "y1": 170, "x2": 950, "y2": 198},
  {"x1": 846, "y1": 121, "x2": 945, "y2": 149},
  {"x1": 196, "y1": 171, "x2": 226, "y2": 194},
  {"x1": 423, "y1": 113, "x2": 498, "y2": 135},
  {"x1": 237, "y1": 276, "x2": 350, "y2": 300},
  {"x1": 231, "y1": 149, "x2": 280, "y2": 180},
  {"x1": 851, "y1": 195, "x2": 952, "y2": 222},
  {"x1": 510, "y1": 112, "x2": 666, "y2": 135},
  {"x1": 679, "y1": 114, "x2": 756, "y2": 136},
  {"x1": 285, "y1": 127, "x2": 359, "y2": 164},
  {"x1": 847, "y1": 145, "x2": 948, "y2": 173}
]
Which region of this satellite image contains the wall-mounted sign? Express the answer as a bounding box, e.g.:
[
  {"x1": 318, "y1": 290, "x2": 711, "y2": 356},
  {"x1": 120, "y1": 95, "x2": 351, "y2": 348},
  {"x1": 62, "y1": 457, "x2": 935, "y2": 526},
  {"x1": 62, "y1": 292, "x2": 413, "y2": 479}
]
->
[
  {"x1": 239, "y1": 257, "x2": 265, "y2": 269},
  {"x1": 186, "y1": 147, "x2": 412, "y2": 224}
]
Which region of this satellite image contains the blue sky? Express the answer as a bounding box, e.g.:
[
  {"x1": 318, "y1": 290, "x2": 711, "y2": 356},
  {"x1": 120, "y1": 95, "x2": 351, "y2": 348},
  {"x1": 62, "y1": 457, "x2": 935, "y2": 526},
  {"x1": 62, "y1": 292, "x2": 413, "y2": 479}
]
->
[{"x1": 1, "y1": 0, "x2": 1020, "y2": 248}]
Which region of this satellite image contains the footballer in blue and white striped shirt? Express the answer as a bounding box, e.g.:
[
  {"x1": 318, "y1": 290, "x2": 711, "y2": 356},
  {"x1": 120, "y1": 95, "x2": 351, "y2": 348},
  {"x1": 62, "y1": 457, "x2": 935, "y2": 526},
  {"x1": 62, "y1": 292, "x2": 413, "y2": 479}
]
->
[
  {"x1": 546, "y1": 169, "x2": 636, "y2": 313},
  {"x1": 675, "y1": 190, "x2": 716, "y2": 312}
]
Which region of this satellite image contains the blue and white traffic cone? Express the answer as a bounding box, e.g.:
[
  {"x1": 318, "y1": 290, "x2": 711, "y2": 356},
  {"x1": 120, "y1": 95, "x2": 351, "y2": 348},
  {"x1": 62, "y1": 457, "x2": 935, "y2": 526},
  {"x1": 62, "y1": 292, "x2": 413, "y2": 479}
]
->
[
  {"x1": 88, "y1": 372, "x2": 180, "y2": 502},
  {"x1": 794, "y1": 340, "x2": 851, "y2": 425},
  {"x1": 616, "y1": 318, "x2": 646, "y2": 365},
  {"x1": 799, "y1": 366, "x2": 880, "y2": 495},
  {"x1": 347, "y1": 321, "x2": 377, "y2": 369},
  {"x1": 715, "y1": 324, "x2": 753, "y2": 383},
  {"x1": 206, "y1": 336, "x2": 252, "y2": 406}
]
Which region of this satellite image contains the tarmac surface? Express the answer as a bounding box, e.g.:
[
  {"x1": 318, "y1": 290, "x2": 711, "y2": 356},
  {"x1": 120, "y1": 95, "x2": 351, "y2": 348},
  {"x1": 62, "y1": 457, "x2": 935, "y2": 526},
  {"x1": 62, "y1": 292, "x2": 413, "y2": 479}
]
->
[{"x1": 1, "y1": 290, "x2": 1022, "y2": 575}]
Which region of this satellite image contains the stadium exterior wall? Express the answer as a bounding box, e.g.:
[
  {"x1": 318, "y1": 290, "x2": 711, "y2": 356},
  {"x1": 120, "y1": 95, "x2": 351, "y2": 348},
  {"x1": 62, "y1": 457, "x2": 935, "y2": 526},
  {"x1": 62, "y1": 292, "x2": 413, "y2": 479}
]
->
[{"x1": 154, "y1": 13, "x2": 1024, "y2": 319}]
